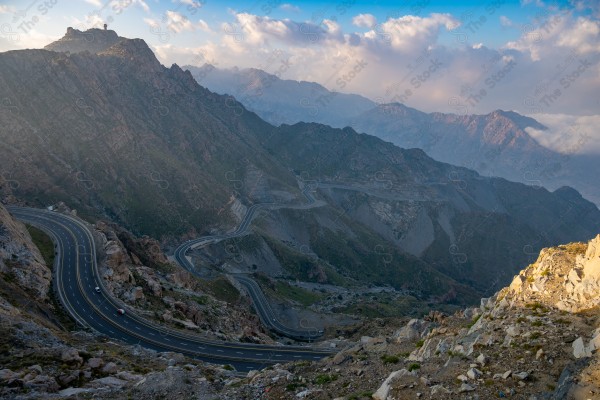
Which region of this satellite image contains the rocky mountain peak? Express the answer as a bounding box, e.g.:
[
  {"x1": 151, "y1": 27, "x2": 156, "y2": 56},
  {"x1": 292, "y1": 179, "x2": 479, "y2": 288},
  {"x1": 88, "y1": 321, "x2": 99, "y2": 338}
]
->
[
  {"x1": 490, "y1": 109, "x2": 547, "y2": 131},
  {"x1": 45, "y1": 27, "x2": 123, "y2": 54},
  {"x1": 98, "y1": 37, "x2": 162, "y2": 72}
]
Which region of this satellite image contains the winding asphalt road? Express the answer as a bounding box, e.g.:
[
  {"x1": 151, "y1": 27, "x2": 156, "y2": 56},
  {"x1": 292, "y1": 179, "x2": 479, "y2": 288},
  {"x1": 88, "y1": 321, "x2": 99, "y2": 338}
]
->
[
  {"x1": 8, "y1": 206, "x2": 333, "y2": 372},
  {"x1": 173, "y1": 182, "x2": 326, "y2": 341}
]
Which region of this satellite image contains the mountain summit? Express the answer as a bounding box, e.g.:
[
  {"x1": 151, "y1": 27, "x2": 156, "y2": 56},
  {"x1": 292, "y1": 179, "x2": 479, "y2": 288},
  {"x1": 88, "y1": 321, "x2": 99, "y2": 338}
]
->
[{"x1": 45, "y1": 27, "x2": 123, "y2": 54}]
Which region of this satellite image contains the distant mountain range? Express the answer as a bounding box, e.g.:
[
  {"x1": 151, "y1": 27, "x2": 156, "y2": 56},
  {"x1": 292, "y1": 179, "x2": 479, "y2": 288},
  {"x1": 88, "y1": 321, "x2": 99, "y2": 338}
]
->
[
  {"x1": 190, "y1": 65, "x2": 600, "y2": 206},
  {"x1": 1, "y1": 27, "x2": 599, "y2": 303}
]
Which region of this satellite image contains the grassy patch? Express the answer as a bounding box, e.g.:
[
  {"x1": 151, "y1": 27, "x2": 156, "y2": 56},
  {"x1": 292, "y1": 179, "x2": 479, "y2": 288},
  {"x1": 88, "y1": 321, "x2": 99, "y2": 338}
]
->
[
  {"x1": 348, "y1": 391, "x2": 374, "y2": 400},
  {"x1": 314, "y1": 374, "x2": 338, "y2": 385},
  {"x1": 467, "y1": 314, "x2": 482, "y2": 328},
  {"x1": 204, "y1": 278, "x2": 240, "y2": 303},
  {"x1": 380, "y1": 354, "x2": 400, "y2": 364},
  {"x1": 26, "y1": 225, "x2": 55, "y2": 268},
  {"x1": 558, "y1": 242, "x2": 587, "y2": 256},
  {"x1": 272, "y1": 281, "x2": 323, "y2": 307},
  {"x1": 530, "y1": 331, "x2": 541, "y2": 340},
  {"x1": 408, "y1": 363, "x2": 421, "y2": 372}
]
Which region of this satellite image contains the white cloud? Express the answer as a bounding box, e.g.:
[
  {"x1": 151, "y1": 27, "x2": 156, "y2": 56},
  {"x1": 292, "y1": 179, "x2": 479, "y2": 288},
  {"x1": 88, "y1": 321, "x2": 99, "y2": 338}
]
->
[
  {"x1": 367, "y1": 14, "x2": 460, "y2": 52},
  {"x1": 555, "y1": 17, "x2": 600, "y2": 53},
  {"x1": 145, "y1": 12, "x2": 212, "y2": 34},
  {"x1": 352, "y1": 13, "x2": 377, "y2": 29},
  {"x1": 108, "y1": 0, "x2": 150, "y2": 13},
  {"x1": 84, "y1": 0, "x2": 103, "y2": 7},
  {"x1": 526, "y1": 114, "x2": 600, "y2": 154},
  {"x1": 280, "y1": 4, "x2": 300, "y2": 13},
  {"x1": 164, "y1": 10, "x2": 195, "y2": 33},
  {"x1": 0, "y1": 5, "x2": 15, "y2": 14},
  {"x1": 500, "y1": 16, "x2": 513, "y2": 27},
  {"x1": 504, "y1": 11, "x2": 600, "y2": 60},
  {"x1": 228, "y1": 13, "x2": 339, "y2": 46},
  {"x1": 151, "y1": 10, "x2": 599, "y2": 116},
  {"x1": 197, "y1": 19, "x2": 212, "y2": 33}
]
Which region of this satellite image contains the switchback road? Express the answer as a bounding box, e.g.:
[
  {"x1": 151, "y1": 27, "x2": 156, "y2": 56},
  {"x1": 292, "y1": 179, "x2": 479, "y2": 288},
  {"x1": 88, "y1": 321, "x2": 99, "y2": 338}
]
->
[{"x1": 9, "y1": 207, "x2": 333, "y2": 372}]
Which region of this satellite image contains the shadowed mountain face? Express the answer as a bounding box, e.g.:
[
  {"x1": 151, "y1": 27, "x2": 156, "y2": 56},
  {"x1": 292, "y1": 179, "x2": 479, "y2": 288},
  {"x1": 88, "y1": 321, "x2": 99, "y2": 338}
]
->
[
  {"x1": 260, "y1": 123, "x2": 600, "y2": 293},
  {"x1": 348, "y1": 104, "x2": 600, "y2": 206},
  {"x1": 0, "y1": 30, "x2": 294, "y2": 238},
  {"x1": 193, "y1": 66, "x2": 600, "y2": 206},
  {"x1": 0, "y1": 28, "x2": 598, "y2": 302}
]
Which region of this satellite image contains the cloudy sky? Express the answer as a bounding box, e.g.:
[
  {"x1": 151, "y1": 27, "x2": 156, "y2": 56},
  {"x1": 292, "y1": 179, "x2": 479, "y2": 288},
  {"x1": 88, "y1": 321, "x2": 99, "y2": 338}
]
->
[{"x1": 0, "y1": 0, "x2": 598, "y2": 152}]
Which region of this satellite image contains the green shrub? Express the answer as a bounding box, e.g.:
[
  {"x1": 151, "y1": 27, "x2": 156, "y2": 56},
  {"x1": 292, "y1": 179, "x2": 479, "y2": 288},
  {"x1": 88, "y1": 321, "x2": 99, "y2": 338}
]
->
[
  {"x1": 314, "y1": 374, "x2": 338, "y2": 385},
  {"x1": 408, "y1": 363, "x2": 420, "y2": 372},
  {"x1": 380, "y1": 355, "x2": 400, "y2": 364}
]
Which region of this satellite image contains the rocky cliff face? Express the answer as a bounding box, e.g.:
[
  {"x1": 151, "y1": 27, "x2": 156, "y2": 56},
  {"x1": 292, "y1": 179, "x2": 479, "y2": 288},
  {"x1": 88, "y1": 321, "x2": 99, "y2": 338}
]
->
[
  {"x1": 0, "y1": 204, "x2": 50, "y2": 300},
  {"x1": 219, "y1": 236, "x2": 600, "y2": 399}
]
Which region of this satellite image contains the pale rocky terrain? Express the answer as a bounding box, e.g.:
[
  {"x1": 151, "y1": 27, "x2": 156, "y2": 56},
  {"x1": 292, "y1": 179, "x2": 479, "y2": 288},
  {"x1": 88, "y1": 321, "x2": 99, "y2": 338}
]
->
[
  {"x1": 0, "y1": 205, "x2": 49, "y2": 300},
  {"x1": 222, "y1": 236, "x2": 600, "y2": 399}
]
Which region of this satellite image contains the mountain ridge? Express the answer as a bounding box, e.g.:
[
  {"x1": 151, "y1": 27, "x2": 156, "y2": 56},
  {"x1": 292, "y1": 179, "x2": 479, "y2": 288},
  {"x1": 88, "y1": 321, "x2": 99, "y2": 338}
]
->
[{"x1": 193, "y1": 65, "x2": 600, "y2": 206}]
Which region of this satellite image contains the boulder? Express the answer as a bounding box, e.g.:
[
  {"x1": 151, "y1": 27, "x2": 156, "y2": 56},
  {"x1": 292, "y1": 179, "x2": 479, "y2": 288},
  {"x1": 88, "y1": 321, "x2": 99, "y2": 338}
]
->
[
  {"x1": 459, "y1": 383, "x2": 475, "y2": 392},
  {"x1": 476, "y1": 353, "x2": 487, "y2": 366},
  {"x1": 430, "y1": 384, "x2": 452, "y2": 395},
  {"x1": 116, "y1": 371, "x2": 143, "y2": 381},
  {"x1": 572, "y1": 337, "x2": 592, "y2": 358},
  {"x1": 580, "y1": 235, "x2": 600, "y2": 279},
  {"x1": 86, "y1": 357, "x2": 104, "y2": 369},
  {"x1": 24, "y1": 374, "x2": 60, "y2": 393},
  {"x1": 89, "y1": 376, "x2": 127, "y2": 388},
  {"x1": 372, "y1": 369, "x2": 411, "y2": 400},
  {"x1": 0, "y1": 369, "x2": 18, "y2": 382},
  {"x1": 394, "y1": 319, "x2": 432, "y2": 342},
  {"x1": 57, "y1": 370, "x2": 80, "y2": 387},
  {"x1": 61, "y1": 348, "x2": 83, "y2": 365},
  {"x1": 467, "y1": 368, "x2": 482, "y2": 380},
  {"x1": 129, "y1": 286, "x2": 145, "y2": 301},
  {"x1": 102, "y1": 362, "x2": 118, "y2": 374},
  {"x1": 505, "y1": 325, "x2": 520, "y2": 337},
  {"x1": 514, "y1": 371, "x2": 529, "y2": 380}
]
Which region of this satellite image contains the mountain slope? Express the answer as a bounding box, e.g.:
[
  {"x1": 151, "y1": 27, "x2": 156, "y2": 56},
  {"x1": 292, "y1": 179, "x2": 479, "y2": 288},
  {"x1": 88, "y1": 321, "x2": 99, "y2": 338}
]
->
[
  {"x1": 0, "y1": 29, "x2": 295, "y2": 238},
  {"x1": 194, "y1": 65, "x2": 600, "y2": 206},
  {"x1": 259, "y1": 122, "x2": 600, "y2": 293},
  {"x1": 1, "y1": 28, "x2": 598, "y2": 303},
  {"x1": 186, "y1": 64, "x2": 376, "y2": 127}
]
